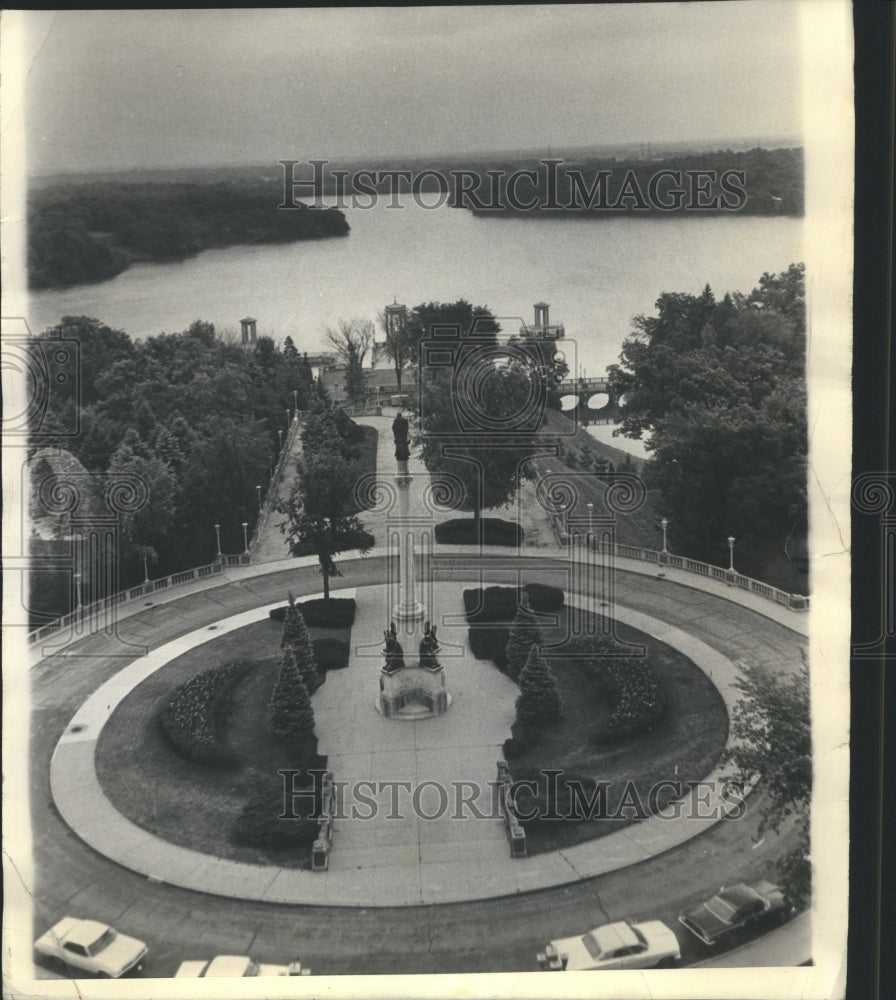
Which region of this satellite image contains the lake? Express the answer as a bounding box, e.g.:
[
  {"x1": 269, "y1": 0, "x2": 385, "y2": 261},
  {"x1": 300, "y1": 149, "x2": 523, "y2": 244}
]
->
[{"x1": 28, "y1": 203, "x2": 802, "y2": 388}]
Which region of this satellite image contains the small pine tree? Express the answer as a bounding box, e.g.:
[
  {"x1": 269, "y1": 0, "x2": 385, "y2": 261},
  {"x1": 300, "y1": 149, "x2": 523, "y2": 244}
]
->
[
  {"x1": 515, "y1": 645, "x2": 561, "y2": 726},
  {"x1": 268, "y1": 649, "x2": 316, "y2": 743},
  {"x1": 505, "y1": 598, "x2": 544, "y2": 681},
  {"x1": 281, "y1": 592, "x2": 320, "y2": 693}
]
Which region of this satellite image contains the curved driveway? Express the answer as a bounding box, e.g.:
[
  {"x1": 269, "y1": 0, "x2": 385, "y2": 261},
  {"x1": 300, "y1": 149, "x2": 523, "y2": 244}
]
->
[{"x1": 27, "y1": 555, "x2": 808, "y2": 976}]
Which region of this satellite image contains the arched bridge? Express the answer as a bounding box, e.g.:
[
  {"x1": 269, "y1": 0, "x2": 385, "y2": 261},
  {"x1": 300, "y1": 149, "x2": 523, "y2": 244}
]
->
[{"x1": 556, "y1": 376, "x2": 621, "y2": 422}]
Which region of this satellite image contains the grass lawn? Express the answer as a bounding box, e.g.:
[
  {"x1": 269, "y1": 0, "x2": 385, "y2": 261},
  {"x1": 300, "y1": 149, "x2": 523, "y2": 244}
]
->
[
  {"x1": 95, "y1": 617, "x2": 345, "y2": 868},
  {"x1": 504, "y1": 610, "x2": 729, "y2": 855}
]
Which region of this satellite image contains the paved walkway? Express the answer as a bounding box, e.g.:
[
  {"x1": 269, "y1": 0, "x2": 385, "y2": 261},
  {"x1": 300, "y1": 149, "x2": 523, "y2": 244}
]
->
[{"x1": 251, "y1": 416, "x2": 303, "y2": 563}]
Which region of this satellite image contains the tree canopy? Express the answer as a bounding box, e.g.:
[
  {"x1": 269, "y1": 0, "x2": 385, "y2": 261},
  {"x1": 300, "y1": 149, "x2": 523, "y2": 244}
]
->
[
  {"x1": 280, "y1": 390, "x2": 375, "y2": 598},
  {"x1": 30, "y1": 316, "x2": 315, "y2": 619},
  {"x1": 721, "y1": 657, "x2": 811, "y2": 908},
  {"x1": 415, "y1": 301, "x2": 545, "y2": 525},
  {"x1": 607, "y1": 264, "x2": 807, "y2": 583},
  {"x1": 28, "y1": 180, "x2": 349, "y2": 290}
]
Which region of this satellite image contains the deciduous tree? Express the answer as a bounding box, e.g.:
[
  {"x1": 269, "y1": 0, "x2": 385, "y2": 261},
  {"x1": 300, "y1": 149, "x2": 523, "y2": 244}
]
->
[
  {"x1": 280, "y1": 443, "x2": 374, "y2": 599},
  {"x1": 721, "y1": 657, "x2": 811, "y2": 908}
]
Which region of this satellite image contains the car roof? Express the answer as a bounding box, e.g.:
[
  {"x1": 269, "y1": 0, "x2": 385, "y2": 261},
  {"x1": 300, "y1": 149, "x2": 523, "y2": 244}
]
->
[
  {"x1": 590, "y1": 922, "x2": 639, "y2": 952},
  {"x1": 62, "y1": 920, "x2": 110, "y2": 948},
  {"x1": 205, "y1": 956, "x2": 255, "y2": 977},
  {"x1": 718, "y1": 884, "x2": 762, "y2": 908}
]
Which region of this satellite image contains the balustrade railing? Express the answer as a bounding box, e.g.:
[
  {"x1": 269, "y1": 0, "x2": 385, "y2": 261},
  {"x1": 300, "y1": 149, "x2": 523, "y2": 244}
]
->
[
  {"x1": 549, "y1": 513, "x2": 809, "y2": 611},
  {"x1": 29, "y1": 498, "x2": 809, "y2": 649}
]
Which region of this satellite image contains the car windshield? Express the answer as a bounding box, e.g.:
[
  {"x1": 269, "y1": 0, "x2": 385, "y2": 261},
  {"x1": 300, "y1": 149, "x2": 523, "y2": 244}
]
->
[
  {"x1": 631, "y1": 926, "x2": 647, "y2": 947},
  {"x1": 87, "y1": 929, "x2": 117, "y2": 956},
  {"x1": 582, "y1": 933, "x2": 603, "y2": 960},
  {"x1": 705, "y1": 895, "x2": 737, "y2": 923},
  {"x1": 243, "y1": 962, "x2": 260, "y2": 977}
]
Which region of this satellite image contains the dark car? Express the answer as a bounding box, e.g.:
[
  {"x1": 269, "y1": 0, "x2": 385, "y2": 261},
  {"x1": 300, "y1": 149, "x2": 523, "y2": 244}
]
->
[{"x1": 678, "y1": 880, "x2": 792, "y2": 946}]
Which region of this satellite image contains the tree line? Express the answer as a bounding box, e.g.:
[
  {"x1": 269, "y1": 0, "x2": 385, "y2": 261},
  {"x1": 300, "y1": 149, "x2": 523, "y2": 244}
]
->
[
  {"x1": 28, "y1": 180, "x2": 350, "y2": 290},
  {"x1": 609, "y1": 263, "x2": 808, "y2": 589},
  {"x1": 466, "y1": 147, "x2": 803, "y2": 217},
  {"x1": 29, "y1": 317, "x2": 315, "y2": 624}
]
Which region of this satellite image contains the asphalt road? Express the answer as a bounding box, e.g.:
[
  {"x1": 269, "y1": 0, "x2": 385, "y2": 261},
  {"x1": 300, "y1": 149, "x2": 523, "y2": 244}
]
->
[{"x1": 26, "y1": 558, "x2": 807, "y2": 980}]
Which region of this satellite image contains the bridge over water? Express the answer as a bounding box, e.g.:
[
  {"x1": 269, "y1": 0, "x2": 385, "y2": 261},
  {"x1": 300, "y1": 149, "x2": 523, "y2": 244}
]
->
[{"x1": 556, "y1": 375, "x2": 620, "y2": 422}]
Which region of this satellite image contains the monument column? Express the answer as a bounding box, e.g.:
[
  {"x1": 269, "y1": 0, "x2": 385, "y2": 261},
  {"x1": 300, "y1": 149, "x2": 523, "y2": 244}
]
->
[{"x1": 392, "y1": 410, "x2": 424, "y2": 625}]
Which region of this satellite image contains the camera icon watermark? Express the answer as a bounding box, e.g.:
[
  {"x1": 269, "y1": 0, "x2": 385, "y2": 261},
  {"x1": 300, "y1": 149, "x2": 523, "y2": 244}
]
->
[{"x1": 1, "y1": 317, "x2": 81, "y2": 440}]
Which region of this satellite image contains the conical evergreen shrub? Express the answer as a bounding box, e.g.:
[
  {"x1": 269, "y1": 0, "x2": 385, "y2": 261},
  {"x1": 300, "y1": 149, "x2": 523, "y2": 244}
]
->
[
  {"x1": 268, "y1": 648, "x2": 316, "y2": 742},
  {"x1": 515, "y1": 645, "x2": 561, "y2": 726},
  {"x1": 505, "y1": 598, "x2": 544, "y2": 681},
  {"x1": 281, "y1": 591, "x2": 321, "y2": 693}
]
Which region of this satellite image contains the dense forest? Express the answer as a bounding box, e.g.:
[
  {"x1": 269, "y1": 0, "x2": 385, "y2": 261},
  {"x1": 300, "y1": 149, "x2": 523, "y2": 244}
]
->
[
  {"x1": 28, "y1": 181, "x2": 350, "y2": 290},
  {"x1": 468, "y1": 147, "x2": 803, "y2": 217},
  {"x1": 608, "y1": 263, "x2": 808, "y2": 591},
  {"x1": 28, "y1": 318, "x2": 317, "y2": 624}
]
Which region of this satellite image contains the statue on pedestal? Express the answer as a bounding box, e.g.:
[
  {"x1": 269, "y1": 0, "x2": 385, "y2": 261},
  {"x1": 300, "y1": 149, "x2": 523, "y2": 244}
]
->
[
  {"x1": 418, "y1": 621, "x2": 441, "y2": 671},
  {"x1": 392, "y1": 411, "x2": 410, "y2": 463},
  {"x1": 382, "y1": 622, "x2": 405, "y2": 673}
]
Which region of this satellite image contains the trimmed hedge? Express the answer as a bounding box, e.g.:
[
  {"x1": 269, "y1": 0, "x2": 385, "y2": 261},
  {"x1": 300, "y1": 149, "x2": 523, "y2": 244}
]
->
[
  {"x1": 523, "y1": 582, "x2": 565, "y2": 613},
  {"x1": 435, "y1": 518, "x2": 524, "y2": 546},
  {"x1": 230, "y1": 758, "x2": 328, "y2": 848},
  {"x1": 269, "y1": 597, "x2": 356, "y2": 628},
  {"x1": 464, "y1": 585, "x2": 563, "y2": 675},
  {"x1": 158, "y1": 661, "x2": 251, "y2": 767},
  {"x1": 573, "y1": 635, "x2": 666, "y2": 741},
  {"x1": 463, "y1": 584, "x2": 564, "y2": 623},
  {"x1": 313, "y1": 637, "x2": 350, "y2": 672}
]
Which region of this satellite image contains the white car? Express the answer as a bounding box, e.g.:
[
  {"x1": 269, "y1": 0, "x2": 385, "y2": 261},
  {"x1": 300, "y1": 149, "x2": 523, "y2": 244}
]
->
[
  {"x1": 175, "y1": 955, "x2": 310, "y2": 977},
  {"x1": 34, "y1": 917, "x2": 147, "y2": 978},
  {"x1": 538, "y1": 919, "x2": 681, "y2": 971}
]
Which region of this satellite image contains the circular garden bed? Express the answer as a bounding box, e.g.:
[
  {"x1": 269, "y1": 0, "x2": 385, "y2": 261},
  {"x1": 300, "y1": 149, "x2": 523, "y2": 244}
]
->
[{"x1": 95, "y1": 592, "x2": 729, "y2": 866}]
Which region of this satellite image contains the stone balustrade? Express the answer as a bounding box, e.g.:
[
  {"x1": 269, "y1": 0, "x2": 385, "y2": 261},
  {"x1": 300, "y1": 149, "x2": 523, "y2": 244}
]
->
[
  {"x1": 311, "y1": 770, "x2": 336, "y2": 872},
  {"x1": 496, "y1": 760, "x2": 527, "y2": 858}
]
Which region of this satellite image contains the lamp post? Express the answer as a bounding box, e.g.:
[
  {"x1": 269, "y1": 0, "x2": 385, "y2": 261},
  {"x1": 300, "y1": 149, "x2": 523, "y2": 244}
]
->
[
  {"x1": 278, "y1": 429, "x2": 283, "y2": 450},
  {"x1": 587, "y1": 501, "x2": 594, "y2": 547},
  {"x1": 242, "y1": 521, "x2": 249, "y2": 554},
  {"x1": 143, "y1": 552, "x2": 150, "y2": 584},
  {"x1": 661, "y1": 518, "x2": 669, "y2": 553},
  {"x1": 256, "y1": 485, "x2": 262, "y2": 507},
  {"x1": 286, "y1": 408, "x2": 291, "y2": 429},
  {"x1": 293, "y1": 389, "x2": 298, "y2": 413},
  {"x1": 74, "y1": 571, "x2": 82, "y2": 614},
  {"x1": 214, "y1": 523, "x2": 222, "y2": 560},
  {"x1": 727, "y1": 536, "x2": 736, "y2": 574}
]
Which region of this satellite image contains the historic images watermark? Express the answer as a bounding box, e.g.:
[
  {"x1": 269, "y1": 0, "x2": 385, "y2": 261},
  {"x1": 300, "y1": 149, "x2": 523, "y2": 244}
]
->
[
  {"x1": 279, "y1": 768, "x2": 747, "y2": 823},
  {"x1": 279, "y1": 158, "x2": 748, "y2": 213}
]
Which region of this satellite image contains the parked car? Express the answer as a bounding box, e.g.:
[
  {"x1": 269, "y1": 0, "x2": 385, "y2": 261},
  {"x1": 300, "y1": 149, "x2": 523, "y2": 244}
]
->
[
  {"x1": 175, "y1": 955, "x2": 310, "y2": 977},
  {"x1": 538, "y1": 919, "x2": 681, "y2": 971},
  {"x1": 34, "y1": 917, "x2": 147, "y2": 978},
  {"x1": 678, "y1": 880, "x2": 792, "y2": 945}
]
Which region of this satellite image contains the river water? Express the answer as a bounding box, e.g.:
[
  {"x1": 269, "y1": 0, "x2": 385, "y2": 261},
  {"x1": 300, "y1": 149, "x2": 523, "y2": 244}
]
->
[{"x1": 28, "y1": 204, "x2": 803, "y2": 385}]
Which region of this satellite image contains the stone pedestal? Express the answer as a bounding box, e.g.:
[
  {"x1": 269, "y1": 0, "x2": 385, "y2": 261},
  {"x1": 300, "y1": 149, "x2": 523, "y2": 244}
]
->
[{"x1": 377, "y1": 664, "x2": 450, "y2": 719}]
